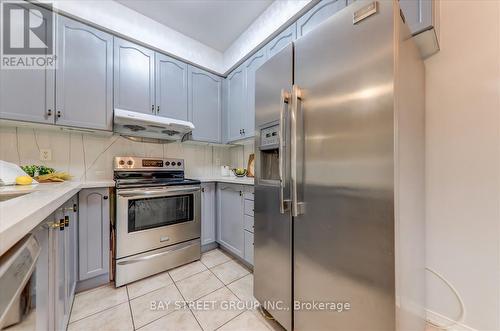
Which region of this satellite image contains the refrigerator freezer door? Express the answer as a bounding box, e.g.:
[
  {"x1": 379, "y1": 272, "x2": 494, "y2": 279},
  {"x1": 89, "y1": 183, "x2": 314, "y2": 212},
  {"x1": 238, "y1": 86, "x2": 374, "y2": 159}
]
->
[
  {"x1": 254, "y1": 43, "x2": 293, "y2": 331},
  {"x1": 293, "y1": 1, "x2": 396, "y2": 330}
]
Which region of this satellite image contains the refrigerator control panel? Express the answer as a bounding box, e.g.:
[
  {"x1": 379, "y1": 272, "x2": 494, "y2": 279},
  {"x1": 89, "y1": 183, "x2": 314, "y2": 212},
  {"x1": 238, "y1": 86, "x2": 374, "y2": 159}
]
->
[{"x1": 260, "y1": 125, "x2": 279, "y2": 149}]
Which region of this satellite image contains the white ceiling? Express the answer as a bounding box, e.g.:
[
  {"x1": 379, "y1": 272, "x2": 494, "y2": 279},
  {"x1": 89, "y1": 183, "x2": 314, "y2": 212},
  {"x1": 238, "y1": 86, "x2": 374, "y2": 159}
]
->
[{"x1": 116, "y1": 0, "x2": 273, "y2": 52}]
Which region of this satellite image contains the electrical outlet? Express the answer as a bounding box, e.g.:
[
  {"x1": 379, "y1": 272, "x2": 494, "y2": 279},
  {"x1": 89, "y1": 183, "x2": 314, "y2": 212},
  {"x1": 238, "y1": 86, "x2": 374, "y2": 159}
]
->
[{"x1": 40, "y1": 149, "x2": 52, "y2": 161}]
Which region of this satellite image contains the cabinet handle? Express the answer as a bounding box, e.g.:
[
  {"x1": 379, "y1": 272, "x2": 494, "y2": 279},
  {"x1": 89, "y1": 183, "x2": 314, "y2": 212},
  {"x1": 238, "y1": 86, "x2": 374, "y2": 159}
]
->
[
  {"x1": 64, "y1": 215, "x2": 69, "y2": 227},
  {"x1": 151, "y1": 105, "x2": 155, "y2": 114},
  {"x1": 239, "y1": 191, "x2": 242, "y2": 196},
  {"x1": 57, "y1": 110, "x2": 61, "y2": 118},
  {"x1": 103, "y1": 196, "x2": 108, "y2": 200},
  {"x1": 47, "y1": 109, "x2": 52, "y2": 117},
  {"x1": 157, "y1": 105, "x2": 160, "y2": 114},
  {"x1": 201, "y1": 187, "x2": 205, "y2": 193},
  {"x1": 49, "y1": 221, "x2": 62, "y2": 229},
  {"x1": 242, "y1": 129, "x2": 245, "y2": 134},
  {"x1": 73, "y1": 203, "x2": 77, "y2": 212},
  {"x1": 59, "y1": 219, "x2": 65, "y2": 231}
]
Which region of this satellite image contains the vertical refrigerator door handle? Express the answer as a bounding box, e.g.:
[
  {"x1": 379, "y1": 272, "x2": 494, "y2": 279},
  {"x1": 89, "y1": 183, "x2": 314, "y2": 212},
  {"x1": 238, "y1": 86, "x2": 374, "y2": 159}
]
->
[
  {"x1": 291, "y1": 85, "x2": 305, "y2": 217},
  {"x1": 279, "y1": 89, "x2": 290, "y2": 214}
]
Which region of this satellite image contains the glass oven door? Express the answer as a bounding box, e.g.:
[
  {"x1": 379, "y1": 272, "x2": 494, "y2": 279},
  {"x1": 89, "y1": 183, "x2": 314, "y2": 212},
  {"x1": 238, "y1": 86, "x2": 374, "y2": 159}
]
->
[
  {"x1": 116, "y1": 186, "x2": 201, "y2": 259},
  {"x1": 128, "y1": 194, "x2": 193, "y2": 232}
]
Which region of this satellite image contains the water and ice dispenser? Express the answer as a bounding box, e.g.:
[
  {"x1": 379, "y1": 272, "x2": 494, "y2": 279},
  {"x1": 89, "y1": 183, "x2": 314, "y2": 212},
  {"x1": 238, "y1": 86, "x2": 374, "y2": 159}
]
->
[{"x1": 258, "y1": 124, "x2": 280, "y2": 181}]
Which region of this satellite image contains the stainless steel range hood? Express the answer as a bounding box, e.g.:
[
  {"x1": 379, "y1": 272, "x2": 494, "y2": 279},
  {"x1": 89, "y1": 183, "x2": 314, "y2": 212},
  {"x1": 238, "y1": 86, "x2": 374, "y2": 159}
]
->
[{"x1": 113, "y1": 109, "x2": 194, "y2": 142}]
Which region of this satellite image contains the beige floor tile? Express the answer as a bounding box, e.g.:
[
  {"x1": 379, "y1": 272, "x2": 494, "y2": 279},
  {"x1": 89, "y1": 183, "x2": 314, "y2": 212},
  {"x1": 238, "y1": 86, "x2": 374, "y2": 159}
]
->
[
  {"x1": 176, "y1": 270, "x2": 224, "y2": 301},
  {"x1": 201, "y1": 249, "x2": 233, "y2": 268},
  {"x1": 227, "y1": 274, "x2": 257, "y2": 306},
  {"x1": 217, "y1": 310, "x2": 271, "y2": 331},
  {"x1": 138, "y1": 310, "x2": 202, "y2": 331},
  {"x1": 210, "y1": 260, "x2": 250, "y2": 285},
  {"x1": 191, "y1": 287, "x2": 245, "y2": 331},
  {"x1": 130, "y1": 283, "x2": 186, "y2": 329},
  {"x1": 127, "y1": 271, "x2": 173, "y2": 299},
  {"x1": 169, "y1": 260, "x2": 207, "y2": 282},
  {"x1": 70, "y1": 285, "x2": 128, "y2": 322},
  {"x1": 67, "y1": 302, "x2": 133, "y2": 331}
]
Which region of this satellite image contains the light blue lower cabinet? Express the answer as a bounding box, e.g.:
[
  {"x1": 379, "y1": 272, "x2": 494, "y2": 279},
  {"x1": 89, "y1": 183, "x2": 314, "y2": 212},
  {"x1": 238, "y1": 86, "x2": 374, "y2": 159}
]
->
[
  {"x1": 201, "y1": 183, "x2": 216, "y2": 250},
  {"x1": 216, "y1": 183, "x2": 254, "y2": 266},
  {"x1": 78, "y1": 188, "x2": 110, "y2": 282}
]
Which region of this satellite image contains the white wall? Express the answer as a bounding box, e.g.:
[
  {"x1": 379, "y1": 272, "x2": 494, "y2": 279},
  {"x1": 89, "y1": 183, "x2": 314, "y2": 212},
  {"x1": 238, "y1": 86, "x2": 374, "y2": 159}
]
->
[
  {"x1": 0, "y1": 126, "x2": 244, "y2": 181},
  {"x1": 424, "y1": 1, "x2": 500, "y2": 330}
]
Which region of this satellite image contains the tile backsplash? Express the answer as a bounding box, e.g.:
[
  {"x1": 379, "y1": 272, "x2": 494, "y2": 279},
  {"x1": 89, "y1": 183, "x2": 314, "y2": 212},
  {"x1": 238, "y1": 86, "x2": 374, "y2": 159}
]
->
[{"x1": 0, "y1": 126, "x2": 254, "y2": 181}]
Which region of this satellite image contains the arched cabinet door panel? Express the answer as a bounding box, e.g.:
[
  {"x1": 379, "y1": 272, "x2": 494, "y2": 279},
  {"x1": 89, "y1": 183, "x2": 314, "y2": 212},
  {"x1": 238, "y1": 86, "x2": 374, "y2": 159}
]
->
[
  {"x1": 114, "y1": 37, "x2": 155, "y2": 114},
  {"x1": 297, "y1": 0, "x2": 347, "y2": 38},
  {"x1": 78, "y1": 188, "x2": 110, "y2": 280},
  {"x1": 188, "y1": 65, "x2": 222, "y2": 143},
  {"x1": 155, "y1": 53, "x2": 188, "y2": 120},
  {"x1": 56, "y1": 16, "x2": 113, "y2": 130},
  {"x1": 225, "y1": 64, "x2": 246, "y2": 142}
]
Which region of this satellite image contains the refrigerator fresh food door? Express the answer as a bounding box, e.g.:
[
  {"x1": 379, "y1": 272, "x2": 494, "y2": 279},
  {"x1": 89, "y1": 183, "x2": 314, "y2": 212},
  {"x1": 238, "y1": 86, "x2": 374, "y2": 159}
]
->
[
  {"x1": 254, "y1": 43, "x2": 293, "y2": 331},
  {"x1": 293, "y1": 1, "x2": 396, "y2": 330}
]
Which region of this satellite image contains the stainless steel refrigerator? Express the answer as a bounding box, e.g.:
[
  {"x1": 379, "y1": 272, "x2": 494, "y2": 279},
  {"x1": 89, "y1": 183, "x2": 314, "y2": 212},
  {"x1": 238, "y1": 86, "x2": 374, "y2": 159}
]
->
[{"x1": 254, "y1": 1, "x2": 425, "y2": 330}]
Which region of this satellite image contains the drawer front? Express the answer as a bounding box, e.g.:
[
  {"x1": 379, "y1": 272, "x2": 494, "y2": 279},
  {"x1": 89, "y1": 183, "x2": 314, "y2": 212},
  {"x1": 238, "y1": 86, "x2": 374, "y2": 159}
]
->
[
  {"x1": 244, "y1": 199, "x2": 254, "y2": 216},
  {"x1": 244, "y1": 214, "x2": 254, "y2": 233},
  {"x1": 244, "y1": 230, "x2": 254, "y2": 265},
  {"x1": 243, "y1": 186, "x2": 254, "y2": 200}
]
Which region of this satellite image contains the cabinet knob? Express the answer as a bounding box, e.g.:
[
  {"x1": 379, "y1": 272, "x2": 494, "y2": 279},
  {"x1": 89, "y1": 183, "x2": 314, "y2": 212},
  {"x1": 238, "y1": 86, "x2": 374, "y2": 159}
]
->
[
  {"x1": 59, "y1": 219, "x2": 65, "y2": 231},
  {"x1": 239, "y1": 191, "x2": 242, "y2": 196},
  {"x1": 201, "y1": 187, "x2": 205, "y2": 192},
  {"x1": 73, "y1": 203, "x2": 77, "y2": 212},
  {"x1": 47, "y1": 109, "x2": 52, "y2": 117},
  {"x1": 242, "y1": 129, "x2": 245, "y2": 134},
  {"x1": 64, "y1": 215, "x2": 69, "y2": 227},
  {"x1": 157, "y1": 105, "x2": 160, "y2": 114},
  {"x1": 56, "y1": 110, "x2": 61, "y2": 118},
  {"x1": 151, "y1": 105, "x2": 155, "y2": 113},
  {"x1": 103, "y1": 196, "x2": 108, "y2": 200}
]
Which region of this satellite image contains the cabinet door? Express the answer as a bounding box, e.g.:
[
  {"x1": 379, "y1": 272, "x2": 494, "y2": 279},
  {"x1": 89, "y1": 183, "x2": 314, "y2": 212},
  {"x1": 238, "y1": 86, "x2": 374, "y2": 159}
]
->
[
  {"x1": 243, "y1": 49, "x2": 267, "y2": 138},
  {"x1": 155, "y1": 53, "x2": 188, "y2": 120},
  {"x1": 267, "y1": 24, "x2": 296, "y2": 59},
  {"x1": 244, "y1": 230, "x2": 254, "y2": 265},
  {"x1": 78, "y1": 188, "x2": 110, "y2": 280},
  {"x1": 217, "y1": 184, "x2": 244, "y2": 257},
  {"x1": 65, "y1": 196, "x2": 78, "y2": 302},
  {"x1": 296, "y1": 0, "x2": 347, "y2": 38},
  {"x1": 201, "y1": 183, "x2": 216, "y2": 246},
  {"x1": 225, "y1": 65, "x2": 246, "y2": 141},
  {"x1": 188, "y1": 66, "x2": 222, "y2": 143},
  {"x1": 53, "y1": 209, "x2": 68, "y2": 331},
  {"x1": 56, "y1": 16, "x2": 113, "y2": 130},
  {"x1": 114, "y1": 37, "x2": 155, "y2": 114},
  {"x1": 32, "y1": 222, "x2": 50, "y2": 330},
  {"x1": 0, "y1": 5, "x2": 54, "y2": 124},
  {"x1": 399, "y1": 0, "x2": 433, "y2": 34}
]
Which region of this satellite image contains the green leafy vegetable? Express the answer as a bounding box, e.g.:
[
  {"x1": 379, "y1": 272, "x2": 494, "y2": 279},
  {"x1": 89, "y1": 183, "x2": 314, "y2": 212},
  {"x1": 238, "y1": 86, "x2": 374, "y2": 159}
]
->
[{"x1": 20, "y1": 165, "x2": 55, "y2": 177}]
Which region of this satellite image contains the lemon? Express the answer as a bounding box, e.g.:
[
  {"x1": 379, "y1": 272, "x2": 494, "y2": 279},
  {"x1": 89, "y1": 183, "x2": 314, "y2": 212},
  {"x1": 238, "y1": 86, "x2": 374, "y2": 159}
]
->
[{"x1": 16, "y1": 176, "x2": 32, "y2": 185}]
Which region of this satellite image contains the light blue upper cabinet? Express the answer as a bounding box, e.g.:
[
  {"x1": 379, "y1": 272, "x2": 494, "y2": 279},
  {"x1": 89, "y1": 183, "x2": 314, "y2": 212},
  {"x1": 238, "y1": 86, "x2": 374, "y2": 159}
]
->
[
  {"x1": 225, "y1": 64, "x2": 246, "y2": 142},
  {"x1": 399, "y1": 0, "x2": 433, "y2": 34},
  {"x1": 243, "y1": 48, "x2": 268, "y2": 138},
  {"x1": 114, "y1": 37, "x2": 155, "y2": 115},
  {"x1": 297, "y1": 0, "x2": 347, "y2": 38},
  {"x1": 188, "y1": 65, "x2": 222, "y2": 143},
  {"x1": 0, "y1": 5, "x2": 54, "y2": 124},
  {"x1": 155, "y1": 53, "x2": 188, "y2": 120},
  {"x1": 267, "y1": 23, "x2": 297, "y2": 59},
  {"x1": 56, "y1": 16, "x2": 113, "y2": 131}
]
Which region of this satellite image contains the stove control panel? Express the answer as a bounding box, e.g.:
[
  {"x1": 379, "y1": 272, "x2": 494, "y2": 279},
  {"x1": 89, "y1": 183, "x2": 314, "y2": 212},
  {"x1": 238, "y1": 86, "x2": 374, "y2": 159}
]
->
[{"x1": 114, "y1": 157, "x2": 184, "y2": 171}]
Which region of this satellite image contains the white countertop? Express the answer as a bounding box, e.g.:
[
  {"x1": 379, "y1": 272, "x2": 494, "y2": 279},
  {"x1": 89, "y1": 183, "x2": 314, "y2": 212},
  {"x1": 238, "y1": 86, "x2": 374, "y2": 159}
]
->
[
  {"x1": 197, "y1": 176, "x2": 254, "y2": 185},
  {"x1": 0, "y1": 177, "x2": 252, "y2": 257},
  {"x1": 0, "y1": 180, "x2": 114, "y2": 256}
]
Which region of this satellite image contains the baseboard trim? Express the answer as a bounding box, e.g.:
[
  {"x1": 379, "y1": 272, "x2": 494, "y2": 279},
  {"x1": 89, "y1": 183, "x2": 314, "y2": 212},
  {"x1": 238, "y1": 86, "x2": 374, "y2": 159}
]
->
[
  {"x1": 75, "y1": 274, "x2": 110, "y2": 293},
  {"x1": 426, "y1": 309, "x2": 477, "y2": 331}
]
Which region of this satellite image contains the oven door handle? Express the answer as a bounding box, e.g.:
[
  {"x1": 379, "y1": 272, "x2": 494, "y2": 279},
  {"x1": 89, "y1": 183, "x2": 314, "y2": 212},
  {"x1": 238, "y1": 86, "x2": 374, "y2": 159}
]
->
[{"x1": 117, "y1": 187, "x2": 200, "y2": 198}]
